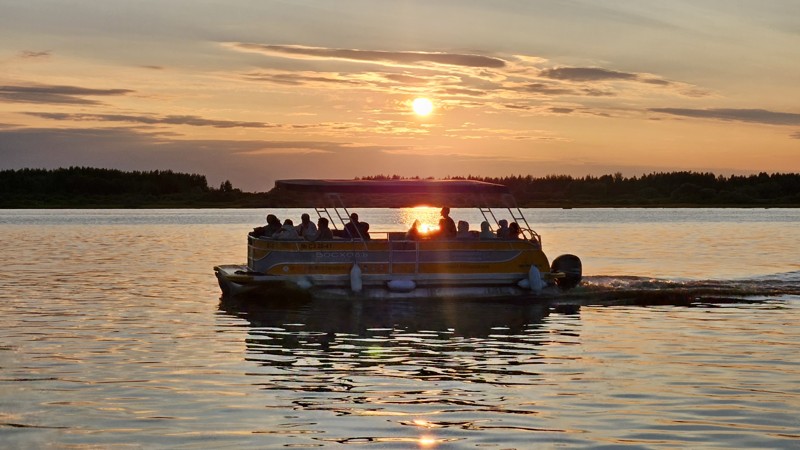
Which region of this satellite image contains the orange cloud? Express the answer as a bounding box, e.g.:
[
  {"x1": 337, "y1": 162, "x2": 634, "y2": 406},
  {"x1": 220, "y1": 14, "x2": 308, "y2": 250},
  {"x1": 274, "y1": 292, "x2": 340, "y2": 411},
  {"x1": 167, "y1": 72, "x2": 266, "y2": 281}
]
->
[{"x1": 227, "y1": 43, "x2": 507, "y2": 69}]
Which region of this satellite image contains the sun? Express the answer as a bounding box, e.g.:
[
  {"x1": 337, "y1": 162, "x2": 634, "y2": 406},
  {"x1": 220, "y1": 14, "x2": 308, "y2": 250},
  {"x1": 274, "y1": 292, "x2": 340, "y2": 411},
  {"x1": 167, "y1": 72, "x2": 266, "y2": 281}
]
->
[{"x1": 412, "y1": 97, "x2": 434, "y2": 116}]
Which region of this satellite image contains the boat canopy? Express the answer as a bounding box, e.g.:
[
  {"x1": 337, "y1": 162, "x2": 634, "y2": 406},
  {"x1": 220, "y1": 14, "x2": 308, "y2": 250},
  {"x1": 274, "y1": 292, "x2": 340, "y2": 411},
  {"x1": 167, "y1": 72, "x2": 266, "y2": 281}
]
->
[{"x1": 275, "y1": 179, "x2": 510, "y2": 195}]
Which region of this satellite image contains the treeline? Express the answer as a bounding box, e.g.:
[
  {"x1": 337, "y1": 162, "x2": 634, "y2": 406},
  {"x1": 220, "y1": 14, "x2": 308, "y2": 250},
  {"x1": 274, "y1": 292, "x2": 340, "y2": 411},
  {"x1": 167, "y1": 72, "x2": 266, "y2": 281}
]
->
[
  {"x1": 0, "y1": 167, "x2": 264, "y2": 208},
  {"x1": 358, "y1": 172, "x2": 800, "y2": 207},
  {"x1": 1, "y1": 167, "x2": 799, "y2": 208}
]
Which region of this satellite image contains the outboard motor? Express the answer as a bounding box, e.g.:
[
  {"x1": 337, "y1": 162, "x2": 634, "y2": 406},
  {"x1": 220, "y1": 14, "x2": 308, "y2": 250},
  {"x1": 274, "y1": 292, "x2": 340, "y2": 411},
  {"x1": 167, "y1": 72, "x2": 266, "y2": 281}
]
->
[{"x1": 551, "y1": 254, "x2": 582, "y2": 290}]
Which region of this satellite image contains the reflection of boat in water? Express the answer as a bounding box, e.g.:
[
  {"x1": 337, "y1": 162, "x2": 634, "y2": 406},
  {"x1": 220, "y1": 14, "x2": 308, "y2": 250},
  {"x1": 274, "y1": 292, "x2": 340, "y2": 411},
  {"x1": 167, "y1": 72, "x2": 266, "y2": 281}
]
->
[
  {"x1": 219, "y1": 295, "x2": 570, "y2": 338},
  {"x1": 218, "y1": 297, "x2": 581, "y2": 387},
  {"x1": 215, "y1": 179, "x2": 582, "y2": 300}
]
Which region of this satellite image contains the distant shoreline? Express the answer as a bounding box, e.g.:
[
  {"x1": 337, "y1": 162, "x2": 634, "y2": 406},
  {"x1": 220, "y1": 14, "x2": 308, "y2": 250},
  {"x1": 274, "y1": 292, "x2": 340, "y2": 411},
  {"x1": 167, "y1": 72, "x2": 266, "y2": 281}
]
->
[
  {"x1": 2, "y1": 168, "x2": 799, "y2": 209},
  {"x1": 2, "y1": 197, "x2": 798, "y2": 209}
]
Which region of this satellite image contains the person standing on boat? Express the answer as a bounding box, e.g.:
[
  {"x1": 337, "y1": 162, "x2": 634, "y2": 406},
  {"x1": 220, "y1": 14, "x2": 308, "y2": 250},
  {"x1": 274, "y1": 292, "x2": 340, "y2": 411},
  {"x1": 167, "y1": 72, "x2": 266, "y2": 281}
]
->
[
  {"x1": 438, "y1": 207, "x2": 457, "y2": 239},
  {"x1": 296, "y1": 213, "x2": 318, "y2": 240}
]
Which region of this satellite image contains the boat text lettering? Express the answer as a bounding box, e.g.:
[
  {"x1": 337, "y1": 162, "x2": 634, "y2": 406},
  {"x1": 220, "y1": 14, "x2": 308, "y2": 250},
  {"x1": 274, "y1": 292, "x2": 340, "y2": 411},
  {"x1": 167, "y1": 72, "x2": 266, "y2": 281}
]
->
[
  {"x1": 298, "y1": 242, "x2": 334, "y2": 250},
  {"x1": 316, "y1": 251, "x2": 369, "y2": 261}
]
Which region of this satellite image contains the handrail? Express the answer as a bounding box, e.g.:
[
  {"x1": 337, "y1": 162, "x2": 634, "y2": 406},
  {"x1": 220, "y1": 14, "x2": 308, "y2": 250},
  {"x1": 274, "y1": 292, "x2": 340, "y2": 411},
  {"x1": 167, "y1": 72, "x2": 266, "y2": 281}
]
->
[
  {"x1": 501, "y1": 193, "x2": 541, "y2": 244},
  {"x1": 322, "y1": 194, "x2": 369, "y2": 253}
]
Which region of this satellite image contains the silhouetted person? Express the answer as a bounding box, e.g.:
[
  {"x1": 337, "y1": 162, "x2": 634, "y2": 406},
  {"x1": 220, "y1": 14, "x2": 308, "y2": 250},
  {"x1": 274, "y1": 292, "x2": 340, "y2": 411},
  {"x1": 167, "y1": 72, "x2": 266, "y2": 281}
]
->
[
  {"x1": 508, "y1": 222, "x2": 521, "y2": 240},
  {"x1": 496, "y1": 219, "x2": 509, "y2": 239},
  {"x1": 251, "y1": 213, "x2": 282, "y2": 238},
  {"x1": 406, "y1": 219, "x2": 421, "y2": 240},
  {"x1": 272, "y1": 219, "x2": 300, "y2": 240},
  {"x1": 438, "y1": 207, "x2": 457, "y2": 239},
  {"x1": 313, "y1": 217, "x2": 333, "y2": 241},
  {"x1": 456, "y1": 220, "x2": 472, "y2": 239},
  {"x1": 296, "y1": 213, "x2": 317, "y2": 240},
  {"x1": 479, "y1": 221, "x2": 496, "y2": 239},
  {"x1": 359, "y1": 221, "x2": 371, "y2": 240},
  {"x1": 344, "y1": 212, "x2": 369, "y2": 239}
]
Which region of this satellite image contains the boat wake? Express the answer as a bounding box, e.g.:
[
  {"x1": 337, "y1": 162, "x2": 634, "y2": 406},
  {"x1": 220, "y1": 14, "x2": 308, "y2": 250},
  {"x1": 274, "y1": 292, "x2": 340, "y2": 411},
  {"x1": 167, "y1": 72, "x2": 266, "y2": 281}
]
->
[{"x1": 557, "y1": 271, "x2": 800, "y2": 306}]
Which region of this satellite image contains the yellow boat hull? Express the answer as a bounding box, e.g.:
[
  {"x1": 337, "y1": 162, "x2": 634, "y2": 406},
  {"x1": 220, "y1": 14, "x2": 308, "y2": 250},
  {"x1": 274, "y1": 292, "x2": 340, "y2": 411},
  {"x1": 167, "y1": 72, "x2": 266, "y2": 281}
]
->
[{"x1": 215, "y1": 236, "x2": 571, "y2": 300}]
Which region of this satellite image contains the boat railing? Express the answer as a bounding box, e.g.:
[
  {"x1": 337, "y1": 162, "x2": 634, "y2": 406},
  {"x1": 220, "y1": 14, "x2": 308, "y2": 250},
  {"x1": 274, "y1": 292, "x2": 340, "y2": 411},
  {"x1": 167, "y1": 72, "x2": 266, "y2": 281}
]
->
[
  {"x1": 306, "y1": 183, "x2": 541, "y2": 246},
  {"x1": 475, "y1": 194, "x2": 541, "y2": 245},
  {"x1": 320, "y1": 193, "x2": 369, "y2": 251},
  {"x1": 501, "y1": 193, "x2": 541, "y2": 244}
]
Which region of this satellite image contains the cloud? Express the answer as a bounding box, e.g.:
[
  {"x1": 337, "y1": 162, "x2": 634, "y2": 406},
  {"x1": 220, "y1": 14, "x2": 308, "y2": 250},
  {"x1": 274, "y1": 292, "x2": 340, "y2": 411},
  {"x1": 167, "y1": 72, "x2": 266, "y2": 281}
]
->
[
  {"x1": 790, "y1": 131, "x2": 800, "y2": 139},
  {"x1": 382, "y1": 73, "x2": 429, "y2": 85},
  {"x1": 17, "y1": 50, "x2": 51, "y2": 59},
  {"x1": 236, "y1": 141, "x2": 368, "y2": 155},
  {"x1": 540, "y1": 67, "x2": 673, "y2": 88},
  {"x1": 228, "y1": 45, "x2": 701, "y2": 116},
  {"x1": 242, "y1": 71, "x2": 366, "y2": 87},
  {"x1": 649, "y1": 108, "x2": 800, "y2": 126},
  {"x1": 25, "y1": 112, "x2": 276, "y2": 129},
  {"x1": 541, "y1": 67, "x2": 638, "y2": 82},
  {"x1": 520, "y1": 83, "x2": 576, "y2": 96},
  {"x1": 0, "y1": 84, "x2": 132, "y2": 105},
  {"x1": 241, "y1": 69, "x2": 469, "y2": 99},
  {"x1": 228, "y1": 43, "x2": 507, "y2": 68},
  {"x1": 441, "y1": 87, "x2": 487, "y2": 97}
]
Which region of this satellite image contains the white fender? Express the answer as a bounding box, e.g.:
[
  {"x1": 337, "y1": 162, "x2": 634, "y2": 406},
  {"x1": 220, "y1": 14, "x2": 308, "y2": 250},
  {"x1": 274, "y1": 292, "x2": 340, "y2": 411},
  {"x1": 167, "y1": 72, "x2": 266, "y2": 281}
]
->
[
  {"x1": 528, "y1": 265, "x2": 543, "y2": 294},
  {"x1": 295, "y1": 277, "x2": 312, "y2": 290},
  {"x1": 387, "y1": 279, "x2": 416, "y2": 292},
  {"x1": 350, "y1": 263, "x2": 363, "y2": 293}
]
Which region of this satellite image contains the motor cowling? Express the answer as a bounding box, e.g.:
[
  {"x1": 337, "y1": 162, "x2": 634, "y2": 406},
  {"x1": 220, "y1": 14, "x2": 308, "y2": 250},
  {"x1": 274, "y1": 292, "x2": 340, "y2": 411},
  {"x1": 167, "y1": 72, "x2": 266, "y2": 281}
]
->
[{"x1": 551, "y1": 254, "x2": 582, "y2": 290}]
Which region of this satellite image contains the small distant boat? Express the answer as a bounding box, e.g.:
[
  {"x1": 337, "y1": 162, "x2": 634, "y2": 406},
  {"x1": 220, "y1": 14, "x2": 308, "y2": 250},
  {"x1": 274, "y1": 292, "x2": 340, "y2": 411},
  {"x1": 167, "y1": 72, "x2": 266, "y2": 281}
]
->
[{"x1": 215, "y1": 179, "x2": 582, "y2": 300}]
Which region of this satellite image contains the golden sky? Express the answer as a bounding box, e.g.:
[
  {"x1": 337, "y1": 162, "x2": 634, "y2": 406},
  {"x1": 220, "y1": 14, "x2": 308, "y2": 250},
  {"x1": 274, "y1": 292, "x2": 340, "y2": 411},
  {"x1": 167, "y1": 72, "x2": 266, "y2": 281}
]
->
[{"x1": 1, "y1": 0, "x2": 799, "y2": 191}]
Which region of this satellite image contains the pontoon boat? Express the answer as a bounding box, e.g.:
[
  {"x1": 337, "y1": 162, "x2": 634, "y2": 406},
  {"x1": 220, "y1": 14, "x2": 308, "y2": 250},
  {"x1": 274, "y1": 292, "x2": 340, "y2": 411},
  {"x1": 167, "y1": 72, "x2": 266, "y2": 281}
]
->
[{"x1": 215, "y1": 179, "x2": 582, "y2": 300}]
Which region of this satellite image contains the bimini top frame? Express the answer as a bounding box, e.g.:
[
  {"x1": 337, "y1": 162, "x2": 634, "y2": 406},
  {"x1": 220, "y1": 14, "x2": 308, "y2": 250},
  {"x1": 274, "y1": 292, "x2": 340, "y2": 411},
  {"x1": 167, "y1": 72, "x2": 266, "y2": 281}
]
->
[{"x1": 273, "y1": 179, "x2": 541, "y2": 243}]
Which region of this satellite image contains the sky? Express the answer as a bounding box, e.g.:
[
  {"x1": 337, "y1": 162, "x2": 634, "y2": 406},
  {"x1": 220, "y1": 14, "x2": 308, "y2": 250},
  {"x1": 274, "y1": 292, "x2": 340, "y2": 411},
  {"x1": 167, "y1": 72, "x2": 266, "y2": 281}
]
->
[{"x1": 1, "y1": 0, "x2": 799, "y2": 192}]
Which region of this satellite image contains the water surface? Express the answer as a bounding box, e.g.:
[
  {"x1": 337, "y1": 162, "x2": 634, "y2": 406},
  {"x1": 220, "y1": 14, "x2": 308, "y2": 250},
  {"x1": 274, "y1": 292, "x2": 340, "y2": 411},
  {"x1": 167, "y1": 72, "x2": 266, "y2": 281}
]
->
[{"x1": 1, "y1": 208, "x2": 798, "y2": 448}]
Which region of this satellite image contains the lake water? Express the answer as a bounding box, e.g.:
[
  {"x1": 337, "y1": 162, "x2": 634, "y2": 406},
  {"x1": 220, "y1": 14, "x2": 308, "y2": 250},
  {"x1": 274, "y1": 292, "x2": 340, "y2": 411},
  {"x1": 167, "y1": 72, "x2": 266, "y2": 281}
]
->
[{"x1": 1, "y1": 208, "x2": 799, "y2": 449}]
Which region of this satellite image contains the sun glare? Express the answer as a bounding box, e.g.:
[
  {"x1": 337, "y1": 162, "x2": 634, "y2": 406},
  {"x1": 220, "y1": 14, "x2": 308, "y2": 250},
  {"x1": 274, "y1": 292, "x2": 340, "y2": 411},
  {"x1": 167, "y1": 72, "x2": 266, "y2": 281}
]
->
[
  {"x1": 418, "y1": 223, "x2": 439, "y2": 235},
  {"x1": 412, "y1": 97, "x2": 434, "y2": 116}
]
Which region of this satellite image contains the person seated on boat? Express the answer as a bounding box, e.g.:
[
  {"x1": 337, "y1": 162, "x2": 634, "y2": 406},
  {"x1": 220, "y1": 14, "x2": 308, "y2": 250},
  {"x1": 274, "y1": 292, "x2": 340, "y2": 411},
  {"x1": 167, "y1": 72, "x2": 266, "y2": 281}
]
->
[
  {"x1": 436, "y1": 207, "x2": 457, "y2": 239},
  {"x1": 508, "y1": 222, "x2": 521, "y2": 240},
  {"x1": 479, "y1": 221, "x2": 496, "y2": 239},
  {"x1": 456, "y1": 220, "x2": 472, "y2": 239},
  {"x1": 405, "y1": 219, "x2": 421, "y2": 240},
  {"x1": 312, "y1": 217, "x2": 334, "y2": 241},
  {"x1": 358, "y1": 221, "x2": 371, "y2": 240},
  {"x1": 272, "y1": 219, "x2": 300, "y2": 240},
  {"x1": 250, "y1": 213, "x2": 282, "y2": 238},
  {"x1": 344, "y1": 212, "x2": 368, "y2": 240},
  {"x1": 295, "y1": 213, "x2": 318, "y2": 241},
  {"x1": 496, "y1": 219, "x2": 510, "y2": 239}
]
